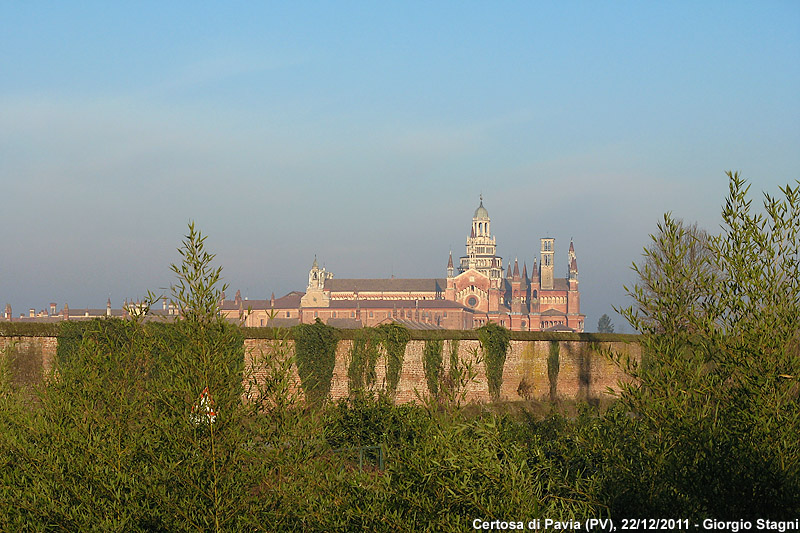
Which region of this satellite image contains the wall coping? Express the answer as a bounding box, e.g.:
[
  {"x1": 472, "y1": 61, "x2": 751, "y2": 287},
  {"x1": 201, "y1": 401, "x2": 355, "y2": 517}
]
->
[{"x1": 1, "y1": 321, "x2": 639, "y2": 343}]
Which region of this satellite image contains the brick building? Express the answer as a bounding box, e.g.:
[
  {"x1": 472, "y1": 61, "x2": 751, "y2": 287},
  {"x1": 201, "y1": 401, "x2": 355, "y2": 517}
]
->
[{"x1": 224, "y1": 198, "x2": 584, "y2": 332}]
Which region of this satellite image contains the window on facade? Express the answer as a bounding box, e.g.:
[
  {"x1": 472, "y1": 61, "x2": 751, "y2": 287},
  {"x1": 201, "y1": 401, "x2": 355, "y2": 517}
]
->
[
  {"x1": 286, "y1": 311, "x2": 290, "y2": 317},
  {"x1": 314, "y1": 311, "x2": 318, "y2": 317},
  {"x1": 260, "y1": 319, "x2": 264, "y2": 326},
  {"x1": 369, "y1": 311, "x2": 373, "y2": 317}
]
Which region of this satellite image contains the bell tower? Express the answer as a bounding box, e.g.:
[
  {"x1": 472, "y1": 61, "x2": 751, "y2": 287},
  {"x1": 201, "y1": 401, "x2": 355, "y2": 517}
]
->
[
  {"x1": 459, "y1": 195, "x2": 503, "y2": 282},
  {"x1": 540, "y1": 238, "x2": 554, "y2": 290},
  {"x1": 300, "y1": 256, "x2": 332, "y2": 307}
]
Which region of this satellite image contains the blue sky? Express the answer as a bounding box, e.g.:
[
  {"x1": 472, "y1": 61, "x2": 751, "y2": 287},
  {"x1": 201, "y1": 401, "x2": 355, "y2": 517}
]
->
[{"x1": 2, "y1": 2, "x2": 798, "y2": 330}]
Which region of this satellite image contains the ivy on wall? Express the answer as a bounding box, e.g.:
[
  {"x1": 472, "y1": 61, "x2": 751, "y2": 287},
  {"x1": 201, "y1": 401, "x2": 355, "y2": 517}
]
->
[
  {"x1": 376, "y1": 323, "x2": 410, "y2": 396},
  {"x1": 291, "y1": 318, "x2": 338, "y2": 406},
  {"x1": 477, "y1": 323, "x2": 511, "y2": 401},
  {"x1": 347, "y1": 328, "x2": 380, "y2": 396},
  {"x1": 447, "y1": 339, "x2": 460, "y2": 385},
  {"x1": 422, "y1": 339, "x2": 444, "y2": 397},
  {"x1": 548, "y1": 340, "x2": 560, "y2": 402}
]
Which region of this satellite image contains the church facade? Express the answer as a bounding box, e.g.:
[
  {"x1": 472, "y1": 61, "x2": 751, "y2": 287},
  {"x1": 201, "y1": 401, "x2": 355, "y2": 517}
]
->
[{"x1": 222, "y1": 198, "x2": 584, "y2": 332}]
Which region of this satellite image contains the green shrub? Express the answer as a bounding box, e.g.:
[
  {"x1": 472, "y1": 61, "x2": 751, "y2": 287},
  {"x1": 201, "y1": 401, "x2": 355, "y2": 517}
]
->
[
  {"x1": 606, "y1": 173, "x2": 800, "y2": 517},
  {"x1": 0, "y1": 223, "x2": 254, "y2": 532}
]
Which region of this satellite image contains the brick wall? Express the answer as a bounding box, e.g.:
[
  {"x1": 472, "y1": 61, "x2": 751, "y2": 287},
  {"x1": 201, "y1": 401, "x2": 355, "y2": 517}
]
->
[
  {"x1": 242, "y1": 336, "x2": 640, "y2": 404},
  {"x1": 0, "y1": 335, "x2": 57, "y2": 385},
  {"x1": 1, "y1": 331, "x2": 640, "y2": 404}
]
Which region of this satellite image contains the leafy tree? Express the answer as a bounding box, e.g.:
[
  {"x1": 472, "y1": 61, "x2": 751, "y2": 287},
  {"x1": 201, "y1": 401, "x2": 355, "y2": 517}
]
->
[
  {"x1": 626, "y1": 217, "x2": 714, "y2": 334},
  {"x1": 0, "y1": 223, "x2": 254, "y2": 532},
  {"x1": 597, "y1": 314, "x2": 615, "y2": 333},
  {"x1": 606, "y1": 172, "x2": 800, "y2": 517}
]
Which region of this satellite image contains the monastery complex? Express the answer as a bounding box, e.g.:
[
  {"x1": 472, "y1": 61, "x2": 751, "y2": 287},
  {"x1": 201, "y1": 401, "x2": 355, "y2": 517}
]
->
[
  {"x1": 3, "y1": 199, "x2": 585, "y2": 332},
  {"x1": 221, "y1": 198, "x2": 585, "y2": 332}
]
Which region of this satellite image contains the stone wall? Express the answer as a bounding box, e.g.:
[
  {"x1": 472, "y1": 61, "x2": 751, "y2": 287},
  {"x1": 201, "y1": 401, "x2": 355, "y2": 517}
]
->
[{"x1": 1, "y1": 329, "x2": 640, "y2": 404}]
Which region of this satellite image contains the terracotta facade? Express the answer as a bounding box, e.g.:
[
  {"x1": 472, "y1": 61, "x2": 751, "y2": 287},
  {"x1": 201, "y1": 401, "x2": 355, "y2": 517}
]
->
[{"x1": 222, "y1": 198, "x2": 585, "y2": 332}]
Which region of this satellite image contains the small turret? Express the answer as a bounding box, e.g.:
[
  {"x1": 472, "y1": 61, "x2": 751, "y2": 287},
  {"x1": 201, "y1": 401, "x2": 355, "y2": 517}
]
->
[
  {"x1": 447, "y1": 251, "x2": 454, "y2": 278},
  {"x1": 568, "y1": 239, "x2": 579, "y2": 286}
]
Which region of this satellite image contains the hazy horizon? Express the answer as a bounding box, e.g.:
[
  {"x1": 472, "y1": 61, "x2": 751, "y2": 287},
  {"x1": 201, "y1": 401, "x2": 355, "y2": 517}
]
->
[{"x1": 2, "y1": 2, "x2": 798, "y2": 331}]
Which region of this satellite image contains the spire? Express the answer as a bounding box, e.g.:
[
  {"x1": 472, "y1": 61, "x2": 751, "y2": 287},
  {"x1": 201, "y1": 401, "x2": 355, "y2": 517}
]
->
[
  {"x1": 447, "y1": 251, "x2": 455, "y2": 277},
  {"x1": 506, "y1": 261, "x2": 512, "y2": 278},
  {"x1": 513, "y1": 257, "x2": 520, "y2": 280},
  {"x1": 568, "y1": 239, "x2": 578, "y2": 274},
  {"x1": 270, "y1": 292, "x2": 275, "y2": 307},
  {"x1": 522, "y1": 262, "x2": 528, "y2": 280},
  {"x1": 312, "y1": 255, "x2": 318, "y2": 269}
]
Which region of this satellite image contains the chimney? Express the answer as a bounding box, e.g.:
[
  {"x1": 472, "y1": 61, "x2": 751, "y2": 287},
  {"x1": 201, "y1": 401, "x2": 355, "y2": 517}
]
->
[
  {"x1": 107, "y1": 298, "x2": 112, "y2": 317},
  {"x1": 63, "y1": 303, "x2": 69, "y2": 321}
]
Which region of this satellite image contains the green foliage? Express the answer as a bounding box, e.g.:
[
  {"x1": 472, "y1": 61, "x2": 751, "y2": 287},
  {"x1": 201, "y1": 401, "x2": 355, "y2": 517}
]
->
[
  {"x1": 0, "y1": 322, "x2": 59, "y2": 337},
  {"x1": 324, "y1": 394, "x2": 427, "y2": 450},
  {"x1": 347, "y1": 327, "x2": 380, "y2": 396},
  {"x1": 547, "y1": 341, "x2": 560, "y2": 402},
  {"x1": 609, "y1": 172, "x2": 800, "y2": 517},
  {"x1": 477, "y1": 322, "x2": 511, "y2": 401},
  {"x1": 422, "y1": 339, "x2": 444, "y2": 397},
  {"x1": 169, "y1": 221, "x2": 227, "y2": 325},
  {"x1": 384, "y1": 413, "x2": 600, "y2": 529},
  {"x1": 376, "y1": 322, "x2": 410, "y2": 396},
  {"x1": 0, "y1": 223, "x2": 254, "y2": 531},
  {"x1": 597, "y1": 313, "x2": 614, "y2": 333},
  {"x1": 0, "y1": 342, "x2": 13, "y2": 397},
  {"x1": 0, "y1": 339, "x2": 42, "y2": 390},
  {"x1": 448, "y1": 339, "x2": 460, "y2": 384},
  {"x1": 292, "y1": 318, "x2": 338, "y2": 406}
]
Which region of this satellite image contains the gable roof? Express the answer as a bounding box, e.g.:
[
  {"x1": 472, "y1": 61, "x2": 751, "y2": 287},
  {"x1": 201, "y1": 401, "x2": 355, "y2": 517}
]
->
[{"x1": 325, "y1": 278, "x2": 446, "y2": 293}]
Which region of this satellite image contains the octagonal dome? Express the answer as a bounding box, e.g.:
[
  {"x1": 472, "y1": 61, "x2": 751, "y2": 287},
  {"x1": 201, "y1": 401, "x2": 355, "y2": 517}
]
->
[{"x1": 474, "y1": 198, "x2": 489, "y2": 219}]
